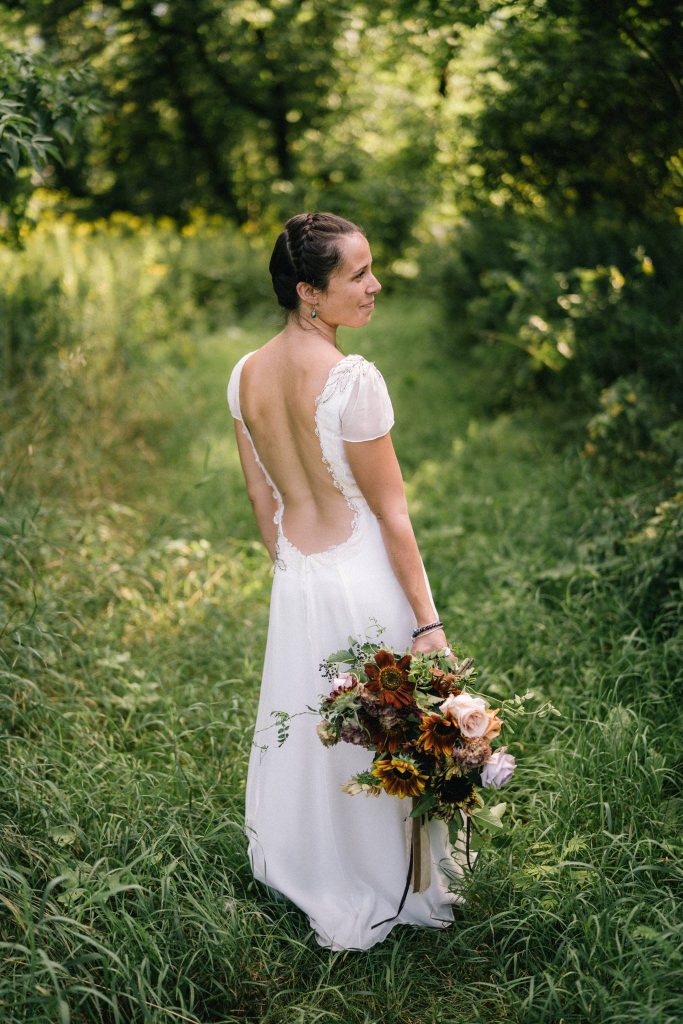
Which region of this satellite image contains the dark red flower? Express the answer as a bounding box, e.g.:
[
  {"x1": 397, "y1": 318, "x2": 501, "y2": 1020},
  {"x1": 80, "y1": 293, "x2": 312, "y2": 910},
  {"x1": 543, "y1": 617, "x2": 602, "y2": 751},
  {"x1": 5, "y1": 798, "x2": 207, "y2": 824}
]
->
[
  {"x1": 363, "y1": 650, "x2": 414, "y2": 708},
  {"x1": 438, "y1": 773, "x2": 475, "y2": 805},
  {"x1": 430, "y1": 667, "x2": 462, "y2": 699}
]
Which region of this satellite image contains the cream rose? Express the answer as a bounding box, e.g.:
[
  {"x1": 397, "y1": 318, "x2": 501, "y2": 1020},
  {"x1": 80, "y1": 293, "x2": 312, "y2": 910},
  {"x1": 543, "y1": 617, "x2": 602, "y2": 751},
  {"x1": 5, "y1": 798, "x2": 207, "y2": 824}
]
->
[
  {"x1": 439, "y1": 692, "x2": 489, "y2": 738},
  {"x1": 316, "y1": 721, "x2": 339, "y2": 747},
  {"x1": 480, "y1": 746, "x2": 516, "y2": 789}
]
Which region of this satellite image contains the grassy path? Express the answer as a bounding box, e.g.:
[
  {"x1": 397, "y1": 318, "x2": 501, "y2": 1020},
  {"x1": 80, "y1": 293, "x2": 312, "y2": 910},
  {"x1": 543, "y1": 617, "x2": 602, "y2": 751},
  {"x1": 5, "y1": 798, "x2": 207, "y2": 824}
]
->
[{"x1": 1, "y1": 298, "x2": 680, "y2": 1023}]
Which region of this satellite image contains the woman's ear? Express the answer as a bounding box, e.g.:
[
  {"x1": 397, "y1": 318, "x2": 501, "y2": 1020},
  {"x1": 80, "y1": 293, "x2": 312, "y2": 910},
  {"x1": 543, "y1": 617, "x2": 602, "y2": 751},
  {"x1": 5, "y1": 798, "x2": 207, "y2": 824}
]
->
[{"x1": 296, "y1": 281, "x2": 319, "y2": 305}]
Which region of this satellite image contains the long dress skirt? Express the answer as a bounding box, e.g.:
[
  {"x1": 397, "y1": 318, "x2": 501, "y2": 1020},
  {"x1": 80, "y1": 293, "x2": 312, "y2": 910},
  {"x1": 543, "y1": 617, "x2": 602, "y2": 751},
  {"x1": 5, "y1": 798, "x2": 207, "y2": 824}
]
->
[{"x1": 244, "y1": 503, "x2": 469, "y2": 951}]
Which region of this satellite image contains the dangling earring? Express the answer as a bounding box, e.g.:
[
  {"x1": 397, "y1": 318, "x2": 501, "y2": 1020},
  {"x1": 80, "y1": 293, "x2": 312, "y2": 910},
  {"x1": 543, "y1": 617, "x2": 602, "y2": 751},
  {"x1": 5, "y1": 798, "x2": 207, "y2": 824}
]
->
[{"x1": 310, "y1": 306, "x2": 318, "y2": 319}]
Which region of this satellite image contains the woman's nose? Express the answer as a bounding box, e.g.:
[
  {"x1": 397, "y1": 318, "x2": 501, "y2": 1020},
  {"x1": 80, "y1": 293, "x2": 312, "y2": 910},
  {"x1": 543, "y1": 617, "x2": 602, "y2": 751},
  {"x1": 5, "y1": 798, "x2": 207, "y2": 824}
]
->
[{"x1": 368, "y1": 274, "x2": 381, "y2": 294}]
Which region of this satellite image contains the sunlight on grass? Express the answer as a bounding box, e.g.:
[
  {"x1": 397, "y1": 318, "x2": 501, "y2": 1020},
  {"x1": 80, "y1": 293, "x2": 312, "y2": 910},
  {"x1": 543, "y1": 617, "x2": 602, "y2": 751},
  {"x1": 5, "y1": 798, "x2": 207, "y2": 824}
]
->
[{"x1": 1, "y1": 239, "x2": 681, "y2": 1022}]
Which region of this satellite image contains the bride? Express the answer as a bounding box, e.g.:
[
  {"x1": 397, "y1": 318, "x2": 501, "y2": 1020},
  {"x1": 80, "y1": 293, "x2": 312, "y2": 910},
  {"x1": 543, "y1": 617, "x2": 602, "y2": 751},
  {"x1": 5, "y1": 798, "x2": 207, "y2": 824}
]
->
[{"x1": 227, "y1": 211, "x2": 466, "y2": 951}]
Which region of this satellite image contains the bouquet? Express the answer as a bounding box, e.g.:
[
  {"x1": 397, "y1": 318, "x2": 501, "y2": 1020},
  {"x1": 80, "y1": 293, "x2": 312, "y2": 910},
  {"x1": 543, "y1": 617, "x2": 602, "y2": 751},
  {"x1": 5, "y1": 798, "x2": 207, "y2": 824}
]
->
[{"x1": 314, "y1": 633, "x2": 521, "y2": 890}]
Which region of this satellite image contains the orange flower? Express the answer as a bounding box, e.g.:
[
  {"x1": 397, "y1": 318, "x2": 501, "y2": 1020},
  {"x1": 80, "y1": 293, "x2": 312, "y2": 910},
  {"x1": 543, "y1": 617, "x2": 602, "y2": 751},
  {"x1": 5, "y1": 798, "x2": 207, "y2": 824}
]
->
[
  {"x1": 417, "y1": 713, "x2": 460, "y2": 756},
  {"x1": 376, "y1": 722, "x2": 411, "y2": 754},
  {"x1": 484, "y1": 710, "x2": 503, "y2": 741},
  {"x1": 372, "y1": 755, "x2": 427, "y2": 798},
  {"x1": 430, "y1": 667, "x2": 461, "y2": 699},
  {"x1": 364, "y1": 650, "x2": 415, "y2": 708}
]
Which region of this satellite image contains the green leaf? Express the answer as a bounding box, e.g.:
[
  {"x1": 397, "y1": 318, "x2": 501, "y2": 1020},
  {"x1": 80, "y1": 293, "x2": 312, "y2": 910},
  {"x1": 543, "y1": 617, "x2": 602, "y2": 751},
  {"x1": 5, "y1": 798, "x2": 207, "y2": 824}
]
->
[
  {"x1": 53, "y1": 116, "x2": 74, "y2": 143},
  {"x1": 327, "y1": 648, "x2": 354, "y2": 663},
  {"x1": 471, "y1": 801, "x2": 508, "y2": 831},
  {"x1": 4, "y1": 135, "x2": 19, "y2": 173},
  {"x1": 49, "y1": 825, "x2": 77, "y2": 846},
  {"x1": 409, "y1": 793, "x2": 437, "y2": 818}
]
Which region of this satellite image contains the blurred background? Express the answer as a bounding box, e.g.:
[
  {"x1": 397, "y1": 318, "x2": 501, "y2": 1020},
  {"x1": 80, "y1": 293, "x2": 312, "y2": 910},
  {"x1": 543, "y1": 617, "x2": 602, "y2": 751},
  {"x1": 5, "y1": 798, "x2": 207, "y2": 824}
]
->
[
  {"x1": 2, "y1": 0, "x2": 682, "y2": 429},
  {"x1": 1, "y1": 4, "x2": 683, "y2": 1022}
]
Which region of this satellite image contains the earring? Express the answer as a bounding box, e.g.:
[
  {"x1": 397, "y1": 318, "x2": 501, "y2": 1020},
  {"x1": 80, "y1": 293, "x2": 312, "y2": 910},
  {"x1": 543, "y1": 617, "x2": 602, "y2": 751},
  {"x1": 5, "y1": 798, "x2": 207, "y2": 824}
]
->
[{"x1": 310, "y1": 306, "x2": 318, "y2": 319}]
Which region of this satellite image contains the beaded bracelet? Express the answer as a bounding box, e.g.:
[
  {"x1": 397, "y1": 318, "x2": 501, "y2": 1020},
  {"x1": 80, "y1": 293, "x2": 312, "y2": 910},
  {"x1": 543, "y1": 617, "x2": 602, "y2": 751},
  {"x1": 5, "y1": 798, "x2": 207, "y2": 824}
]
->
[{"x1": 411, "y1": 619, "x2": 444, "y2": 639}]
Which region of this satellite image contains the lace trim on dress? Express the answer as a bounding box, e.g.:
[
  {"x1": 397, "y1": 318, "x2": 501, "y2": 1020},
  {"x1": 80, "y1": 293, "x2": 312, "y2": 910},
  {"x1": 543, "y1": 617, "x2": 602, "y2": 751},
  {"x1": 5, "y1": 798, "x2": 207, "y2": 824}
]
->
[
  {"x1": 239, "y1": 422, "x2": 288, "y2": 571},
  {"x1": 312, "y1": 355, "x2": 368, "y2": 554},
  {"x1": 315, "y1": 353, "x2": 369, "y2": 408}
]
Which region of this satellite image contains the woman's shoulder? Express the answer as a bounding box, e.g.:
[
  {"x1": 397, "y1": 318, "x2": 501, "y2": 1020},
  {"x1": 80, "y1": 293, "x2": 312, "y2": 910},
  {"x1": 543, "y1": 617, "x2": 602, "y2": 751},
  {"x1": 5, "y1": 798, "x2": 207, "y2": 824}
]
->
[
  {"x1": 323, "y1": 354, "x2": 395, "y2": 442},
  {"x1": 326, "y1": 352, "x2": 388, "y2": 386},
  {"x1": 226, "y1": 349, "x2": 258, "y2": 420}
]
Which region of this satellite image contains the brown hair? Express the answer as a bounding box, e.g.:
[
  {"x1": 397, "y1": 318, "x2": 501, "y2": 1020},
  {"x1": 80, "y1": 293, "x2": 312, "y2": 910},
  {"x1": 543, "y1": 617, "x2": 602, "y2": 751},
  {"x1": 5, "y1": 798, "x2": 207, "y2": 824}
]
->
[{"x1": 268, "y1": 211, "x2": 362, "y2": 310}]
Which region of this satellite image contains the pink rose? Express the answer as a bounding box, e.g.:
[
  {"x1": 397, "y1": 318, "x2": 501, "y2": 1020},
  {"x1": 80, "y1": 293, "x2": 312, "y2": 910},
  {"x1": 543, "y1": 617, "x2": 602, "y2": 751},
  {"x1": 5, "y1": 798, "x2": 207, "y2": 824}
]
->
[
  {"x1": 480, "y1": 746, "x2": 516, "y2": 789},
  {"x1": 439, "y1": 692, "x2": 489, "y2": 738}
]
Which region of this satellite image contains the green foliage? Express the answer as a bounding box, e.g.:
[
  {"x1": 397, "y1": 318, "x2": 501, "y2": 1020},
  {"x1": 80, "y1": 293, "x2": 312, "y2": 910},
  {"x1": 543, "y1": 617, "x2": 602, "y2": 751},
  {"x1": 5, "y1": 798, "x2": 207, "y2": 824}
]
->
[
  {"x1": 0, "y1": 41, "x2": 100, "y2": 237},
  {"x1": 431, "y1": 211, "x2": 683, "y2": 450},
  {"x1": 570, "y1": 473, "x2": 683, "y2": 638},
  {"x1": 6, "y1": 2, "x2": 446, "y2": 257},
  {"x1": 0, "y1": 203, "x2": 270, "y2": 384},
  {"x1": 460, "y1": 1, "x2": 683, "y2": 219},
  {"x1": 583, "y1": 375, "x2": 682, "y2": 470},
  {"x1": 1, "y1": 283, "x2": 682, "y2": 1022}
]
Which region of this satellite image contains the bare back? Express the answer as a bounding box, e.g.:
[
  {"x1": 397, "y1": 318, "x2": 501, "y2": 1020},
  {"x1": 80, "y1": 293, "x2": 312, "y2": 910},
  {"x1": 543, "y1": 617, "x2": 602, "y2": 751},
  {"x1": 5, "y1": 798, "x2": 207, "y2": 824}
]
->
[{"x1": 238, "y1": 339, "x2": 356, "y2": 556}]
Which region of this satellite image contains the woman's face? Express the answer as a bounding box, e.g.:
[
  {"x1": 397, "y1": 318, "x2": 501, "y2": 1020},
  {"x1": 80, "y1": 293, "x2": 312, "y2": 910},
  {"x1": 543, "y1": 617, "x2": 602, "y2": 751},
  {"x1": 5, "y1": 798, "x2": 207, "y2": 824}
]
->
[{"x1": 317, "y1": 232, "x2": 382, "y2": 328}]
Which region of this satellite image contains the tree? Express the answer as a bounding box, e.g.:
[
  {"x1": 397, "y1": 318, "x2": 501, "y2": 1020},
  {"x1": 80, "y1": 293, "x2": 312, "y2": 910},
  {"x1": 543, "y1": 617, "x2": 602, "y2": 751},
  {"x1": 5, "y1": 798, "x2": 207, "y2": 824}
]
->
[
  {"x1": 458, "y1": 0, "x2": 683, "y2": 219},
  {"x1": 0, "y1": 40, "x2": 100, "y2": 237},
  {"x1": 17, "y1": 0, "x2": 351, "y2": 221}
]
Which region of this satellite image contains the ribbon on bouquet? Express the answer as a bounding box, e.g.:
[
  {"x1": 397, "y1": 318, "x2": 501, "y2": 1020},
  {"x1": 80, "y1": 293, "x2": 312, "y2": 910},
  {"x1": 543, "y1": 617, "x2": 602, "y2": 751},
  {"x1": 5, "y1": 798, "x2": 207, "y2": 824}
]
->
[
  {"x1": 410, "y1": 807, "x2": 432, "y2": 893},
  {"x1": 370, "y1": 797, "x2": 432, "y2": 930},
  {"x1": 370, "y1": 802, "x2": 476, "y2": 930}
]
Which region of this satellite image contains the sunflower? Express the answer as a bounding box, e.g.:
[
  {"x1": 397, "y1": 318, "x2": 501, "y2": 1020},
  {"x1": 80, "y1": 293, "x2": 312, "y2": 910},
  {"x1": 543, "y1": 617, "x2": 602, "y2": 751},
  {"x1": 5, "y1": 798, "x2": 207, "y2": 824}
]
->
[
  {"x1": 364, "y1": 650, "x2": 415, "y2": 708},
  {"x1": 417, "y1": 712, "x2": 460, "y2": 756},
  {"x1": 372, "y1": 755, "x2": 428, "y2": 798},
  {"x1": 376, "y1": 721, "x2": 411, "y2": 754},
  {"x1": 437, "y1": 772, "x2": 475, "y2": 807}
]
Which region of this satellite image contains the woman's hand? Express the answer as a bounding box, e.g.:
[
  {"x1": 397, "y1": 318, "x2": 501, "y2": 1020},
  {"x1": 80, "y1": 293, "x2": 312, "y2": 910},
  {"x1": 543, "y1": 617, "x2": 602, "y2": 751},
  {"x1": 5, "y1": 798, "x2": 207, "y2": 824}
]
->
[{"x1": 411, "y1": 627, "x2": 455, "y2": 662}]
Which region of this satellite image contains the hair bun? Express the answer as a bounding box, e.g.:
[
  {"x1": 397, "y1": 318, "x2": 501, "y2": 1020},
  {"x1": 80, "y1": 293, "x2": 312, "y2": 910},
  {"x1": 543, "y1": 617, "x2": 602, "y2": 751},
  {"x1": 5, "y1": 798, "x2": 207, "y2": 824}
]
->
[{"x1": 268, "y1": 211, "x2": 362, "y2": 312}]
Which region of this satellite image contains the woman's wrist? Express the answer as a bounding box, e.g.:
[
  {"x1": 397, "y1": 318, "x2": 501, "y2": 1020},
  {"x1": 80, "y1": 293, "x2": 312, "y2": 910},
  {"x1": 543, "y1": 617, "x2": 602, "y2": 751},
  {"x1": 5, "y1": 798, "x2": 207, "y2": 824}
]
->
[
  {"x1": 411, "y1": 619, "x2": 443, "y2": 640},
  {"x1": 411, "y1": 626, "x2": 451, "y2": 656}
]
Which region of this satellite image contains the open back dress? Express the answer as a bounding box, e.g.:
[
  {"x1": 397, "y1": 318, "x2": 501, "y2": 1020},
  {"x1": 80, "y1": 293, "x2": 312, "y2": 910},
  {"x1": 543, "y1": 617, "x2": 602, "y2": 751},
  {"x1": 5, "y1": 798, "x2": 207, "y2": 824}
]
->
[{"x1": 227, "y1": 350, "x2": 467, "y2": 951}]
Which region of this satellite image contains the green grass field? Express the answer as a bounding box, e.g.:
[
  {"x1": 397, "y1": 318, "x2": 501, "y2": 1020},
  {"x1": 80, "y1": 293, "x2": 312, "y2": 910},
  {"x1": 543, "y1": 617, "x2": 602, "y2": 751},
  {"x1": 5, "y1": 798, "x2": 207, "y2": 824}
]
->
[{"x1": 1, "y1": 295, "x2": 681, "y2": 1024}]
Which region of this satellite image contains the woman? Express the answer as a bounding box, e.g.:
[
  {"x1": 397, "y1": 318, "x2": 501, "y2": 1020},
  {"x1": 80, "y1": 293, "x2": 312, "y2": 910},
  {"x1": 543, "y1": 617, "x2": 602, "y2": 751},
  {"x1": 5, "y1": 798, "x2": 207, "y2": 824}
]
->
[{"x1": 227, "y1": 211, "x2": 466, "y2": 951}]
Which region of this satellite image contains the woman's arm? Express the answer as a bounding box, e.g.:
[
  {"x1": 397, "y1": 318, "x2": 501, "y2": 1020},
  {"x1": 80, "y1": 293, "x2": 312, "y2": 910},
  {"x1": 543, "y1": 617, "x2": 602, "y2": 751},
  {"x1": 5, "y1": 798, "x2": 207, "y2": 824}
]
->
[
  {"x1": 234, "y1": 421, "x2": 279, "y2": 561},
  {"x1": 344, "y1": 432, "x2": 450, "y2": 655}
]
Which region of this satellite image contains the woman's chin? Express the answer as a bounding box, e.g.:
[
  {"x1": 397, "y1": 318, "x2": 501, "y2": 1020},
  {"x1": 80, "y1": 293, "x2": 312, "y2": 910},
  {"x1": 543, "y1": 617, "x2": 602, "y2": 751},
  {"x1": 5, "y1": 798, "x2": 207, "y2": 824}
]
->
[{"x1": 344, "y1": 312, "x2": 374, "y2": 329}]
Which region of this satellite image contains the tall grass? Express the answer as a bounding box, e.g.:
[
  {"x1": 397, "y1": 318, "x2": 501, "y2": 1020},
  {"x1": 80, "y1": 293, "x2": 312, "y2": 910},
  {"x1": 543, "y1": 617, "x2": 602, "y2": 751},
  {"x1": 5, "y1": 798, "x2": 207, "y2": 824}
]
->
[{"x1": 1, "y1": 221, "x2": 681, "y2": 1023}]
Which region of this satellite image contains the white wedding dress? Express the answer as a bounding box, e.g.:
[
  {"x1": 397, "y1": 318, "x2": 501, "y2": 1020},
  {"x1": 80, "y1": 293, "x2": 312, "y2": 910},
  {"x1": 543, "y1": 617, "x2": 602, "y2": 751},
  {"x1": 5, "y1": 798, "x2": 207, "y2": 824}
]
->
[{"x1": 227, "y1": 350, "x2": 467, "y2": 951}]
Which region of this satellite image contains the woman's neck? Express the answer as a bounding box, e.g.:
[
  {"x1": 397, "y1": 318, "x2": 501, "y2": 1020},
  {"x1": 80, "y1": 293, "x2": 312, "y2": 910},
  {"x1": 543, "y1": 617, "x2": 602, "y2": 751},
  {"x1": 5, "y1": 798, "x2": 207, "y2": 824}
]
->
[{"x1": 284, "y1": 314, "x2": 339, "y2": 349}]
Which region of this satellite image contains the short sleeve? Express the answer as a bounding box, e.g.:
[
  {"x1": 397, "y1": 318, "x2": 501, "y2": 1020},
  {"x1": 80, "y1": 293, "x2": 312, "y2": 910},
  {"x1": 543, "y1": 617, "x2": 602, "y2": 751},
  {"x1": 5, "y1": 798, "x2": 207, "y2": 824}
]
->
[
  {"x1": 226, "y1": 352, "x2": 254, "y2": 421},
  {"x1": 339, "y1": 360, "x2": 395, "y2": 442}
]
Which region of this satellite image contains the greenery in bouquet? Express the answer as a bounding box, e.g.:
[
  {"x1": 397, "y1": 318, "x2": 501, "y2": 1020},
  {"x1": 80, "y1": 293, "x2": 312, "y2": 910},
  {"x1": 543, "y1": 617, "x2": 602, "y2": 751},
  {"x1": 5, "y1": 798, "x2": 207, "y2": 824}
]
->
[{"x1": 313, "y1": 629, "x2": 554, "y2": 852}]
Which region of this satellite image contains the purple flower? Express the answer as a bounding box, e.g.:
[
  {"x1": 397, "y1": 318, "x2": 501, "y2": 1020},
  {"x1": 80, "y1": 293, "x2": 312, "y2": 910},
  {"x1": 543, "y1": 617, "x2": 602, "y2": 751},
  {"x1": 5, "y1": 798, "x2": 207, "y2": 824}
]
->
[
  {"x1": 480, "y1": 746, "x2": 516, "y2": 789},
  {"x1": 339, "y1": 720, "x2": 369, "y2": 746}
]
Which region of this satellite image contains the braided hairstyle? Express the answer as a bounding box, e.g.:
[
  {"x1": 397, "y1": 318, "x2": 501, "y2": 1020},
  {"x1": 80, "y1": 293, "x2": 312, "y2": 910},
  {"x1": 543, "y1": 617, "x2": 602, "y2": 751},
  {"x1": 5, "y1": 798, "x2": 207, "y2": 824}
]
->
[{"x1": 269, "y1": 211, "x2": 362, "y2": 311}]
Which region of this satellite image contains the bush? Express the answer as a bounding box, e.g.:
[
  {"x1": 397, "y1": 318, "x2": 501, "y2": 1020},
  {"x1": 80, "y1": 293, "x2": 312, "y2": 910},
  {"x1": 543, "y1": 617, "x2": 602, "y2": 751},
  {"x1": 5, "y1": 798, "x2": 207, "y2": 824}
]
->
[
  {"x1": 583, "y1": 375, "x2": 683, "y2": 472},
  {"x1": 429, "y1": 210, "x2": 683, "y2": 425},
  {"x1": 0, "y1": 200, "x2": 271, "y2": 384}
]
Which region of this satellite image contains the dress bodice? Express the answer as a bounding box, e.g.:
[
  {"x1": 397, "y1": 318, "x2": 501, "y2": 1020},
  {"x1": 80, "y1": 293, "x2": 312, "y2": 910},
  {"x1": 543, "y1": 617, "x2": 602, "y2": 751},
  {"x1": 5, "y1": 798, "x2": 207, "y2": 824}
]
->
[{"x1": 227, "y1": 351, "x2": 395, "y2": 569}]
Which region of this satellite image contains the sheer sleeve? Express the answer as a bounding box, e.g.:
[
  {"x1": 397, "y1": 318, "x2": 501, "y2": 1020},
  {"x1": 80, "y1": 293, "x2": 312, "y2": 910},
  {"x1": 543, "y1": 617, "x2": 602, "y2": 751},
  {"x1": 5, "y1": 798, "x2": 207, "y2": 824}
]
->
[
  {"x1": 226, "y1": 351, "x2": 254, "y2": 421},
  {"x1": 339, "y1": 360, "x2": 395, "y2": 442}
]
